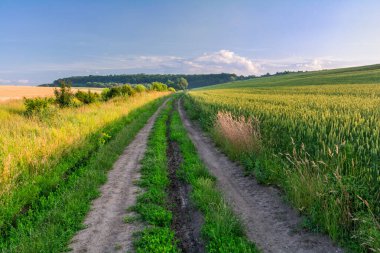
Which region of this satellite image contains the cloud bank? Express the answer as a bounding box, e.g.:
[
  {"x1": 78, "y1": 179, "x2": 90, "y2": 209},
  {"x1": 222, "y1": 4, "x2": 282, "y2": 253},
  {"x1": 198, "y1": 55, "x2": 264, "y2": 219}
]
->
[{"x1": 0, "y1": 50, "x2": 360, "y2": 85}]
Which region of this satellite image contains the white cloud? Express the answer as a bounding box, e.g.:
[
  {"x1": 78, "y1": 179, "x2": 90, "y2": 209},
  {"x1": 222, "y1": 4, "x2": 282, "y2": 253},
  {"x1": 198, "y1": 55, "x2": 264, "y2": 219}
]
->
[
  {"x1": 0, "y1": 51, "x2": 364, "y2": 85},
  {"x1": 188, "y1": 50, "x2": 260, "y2": 75},
  {"x1": 12, "y1": 50, "x2": 260, "y2": 76},
  {"x1": 256, "y1": 56, "x2": 350, "y2": 74},
  {"x1": 17, "y1": 79, "x2": 30, "y2": 84},
  {"x1": 0, "y1": 79, "x2": 11, "y2": 84}
]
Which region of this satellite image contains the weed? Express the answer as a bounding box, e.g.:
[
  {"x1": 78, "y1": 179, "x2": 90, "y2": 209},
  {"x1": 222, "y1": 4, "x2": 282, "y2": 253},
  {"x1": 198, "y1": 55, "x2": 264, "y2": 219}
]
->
[{"x1": 124, "y1": 214, "x2": 139, "y2": 224}]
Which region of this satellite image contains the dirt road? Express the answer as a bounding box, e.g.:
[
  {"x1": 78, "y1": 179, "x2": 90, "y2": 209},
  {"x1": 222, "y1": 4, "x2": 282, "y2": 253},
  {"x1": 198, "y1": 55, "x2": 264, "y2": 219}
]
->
[
  {"x1": 178, "y1": 99, "x2": 343, "y2": 253},
  {"x1": 69, "y1": 99, "x2": 168, "y2": 253}
]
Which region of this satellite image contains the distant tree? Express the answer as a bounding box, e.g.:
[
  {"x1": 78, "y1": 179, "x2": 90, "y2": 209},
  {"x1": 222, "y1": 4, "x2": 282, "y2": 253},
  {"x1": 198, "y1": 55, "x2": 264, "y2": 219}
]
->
[
  {"x1": 134, "y1": 84, "x2": 147, "y2": 93},
  {"x1": 177, "y1": 77, "x2": 188, "y2": 90},
  {"x1": 150, "y1": 82, "x2": 168, "y2": 91},
  {"x1": 54, "y1": 80, "x2": 74, "y2": 107},
  {"x1": 120, "y1": 84, "x2": 136, "y2": 96},
  {"x1": 166, "y1": 79, "x2": 175, "y2": 87},
  {"x1": 75, "y1": 90, "x2": 100, "y2": 104}
]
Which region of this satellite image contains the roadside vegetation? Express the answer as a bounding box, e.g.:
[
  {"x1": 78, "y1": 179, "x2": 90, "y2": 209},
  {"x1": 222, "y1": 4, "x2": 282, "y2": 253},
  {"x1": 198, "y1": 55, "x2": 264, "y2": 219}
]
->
[
  {"x1": 186, "y1": 65, "x2": 380, "y2": 252},
  {"x1": 0, "y1": 85, "x2": 171, "y2": 251}
]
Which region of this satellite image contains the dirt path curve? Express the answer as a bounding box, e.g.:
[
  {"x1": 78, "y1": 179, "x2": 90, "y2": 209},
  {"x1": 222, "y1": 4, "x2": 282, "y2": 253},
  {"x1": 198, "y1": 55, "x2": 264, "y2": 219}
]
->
[
  {"x1": 69, "y1": 99, "x2": 168, "y2": 253},
  {"x1": 178, "y1": 99, "x2": 343, "y2": 253}
]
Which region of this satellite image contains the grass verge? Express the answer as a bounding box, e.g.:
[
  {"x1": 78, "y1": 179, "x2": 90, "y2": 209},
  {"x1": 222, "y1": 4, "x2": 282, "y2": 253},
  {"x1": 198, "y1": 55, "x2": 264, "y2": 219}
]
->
[
  {"x1": 0, "y1": 97, "x2": 166, "y2": 252},
  {"x1": 133, "y1": 99, "x2": 179, "y2": 253}
]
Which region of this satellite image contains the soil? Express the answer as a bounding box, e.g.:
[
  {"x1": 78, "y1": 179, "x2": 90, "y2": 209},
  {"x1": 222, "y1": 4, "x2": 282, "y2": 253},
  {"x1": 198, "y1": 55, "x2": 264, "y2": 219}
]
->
[
  {"x1": 166, "y1": 105, "x2": 205, "y2": 253},
  {"x1": 69, "y1": 99, "x2": 168, "y2": 253},
  {"x1": 178, "y1": 98, "x2": 344, "y2": 253}
]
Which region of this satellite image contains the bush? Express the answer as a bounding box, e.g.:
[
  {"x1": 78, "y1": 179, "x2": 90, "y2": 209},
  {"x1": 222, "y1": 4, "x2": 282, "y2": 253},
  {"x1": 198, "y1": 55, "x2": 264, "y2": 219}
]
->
[
  {"x1": 168, "y1": 87, "x2": 176, "y2": 92},
  {"x1": 101, "y1": 88, "x2": 111, "y2": 101},
  {"x1": 24, "y1": 97, "x2": 54, "y2": 117},
  {"x1": 101, "y1": 87, "x2": 122, "y2": 101},
  {"x1": 135, "y1": 84, "x2": 147, "y2": 93},
  {"x1": 150, "y1": 82, "x2": 168, "y2": 91},
  {"x1": 120, "y1": 84, "x2": 136, "y2": 96},
  {"x1": 101, "y1": 84, "x2": 140, "y2": 101},
  {"x1": 75, "y1": 90, "x2": 100, "y2": 104},
  {"x1": 54, "y1": 80, "x2": 74, "y2": 107}
]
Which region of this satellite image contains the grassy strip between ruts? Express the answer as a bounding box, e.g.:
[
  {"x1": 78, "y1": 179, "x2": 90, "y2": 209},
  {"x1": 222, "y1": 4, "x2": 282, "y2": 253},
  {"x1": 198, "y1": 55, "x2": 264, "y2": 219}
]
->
[
  {"x1": 0, "y1": 97, "x2": 166, "y2": 252},
  {"x1": 133, "y1": 99, "x2": 179, "y2": 252},
  {"x1": 170, "y1": 97, "x2": 258, "y2": 253}
]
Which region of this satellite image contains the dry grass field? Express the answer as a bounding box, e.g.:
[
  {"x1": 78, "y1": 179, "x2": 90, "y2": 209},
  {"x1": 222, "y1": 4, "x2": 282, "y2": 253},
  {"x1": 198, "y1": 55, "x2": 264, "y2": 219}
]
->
[{"x1": 0, "y1": 86, "x2": 102, "y2": 102}]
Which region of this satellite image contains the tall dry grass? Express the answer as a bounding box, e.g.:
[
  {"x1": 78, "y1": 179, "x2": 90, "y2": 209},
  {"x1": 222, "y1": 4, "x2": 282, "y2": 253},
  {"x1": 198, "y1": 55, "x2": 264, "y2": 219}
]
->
[
  {"x1": 0, "y1": 92, "x2": 168, "y2": 197},
  {"x1": 214, "y1": 111, "x2": 261, "y2": 155}
]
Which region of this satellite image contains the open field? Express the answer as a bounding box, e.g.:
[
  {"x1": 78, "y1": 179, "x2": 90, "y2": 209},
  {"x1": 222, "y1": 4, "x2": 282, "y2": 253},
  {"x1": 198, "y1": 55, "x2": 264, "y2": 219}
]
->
[
  {"x1": 0, "y1": 86, "x2": 102, "y2": 102},
  {"x1": 187, "y1": 64, "x2": 380, "y2": 252}
]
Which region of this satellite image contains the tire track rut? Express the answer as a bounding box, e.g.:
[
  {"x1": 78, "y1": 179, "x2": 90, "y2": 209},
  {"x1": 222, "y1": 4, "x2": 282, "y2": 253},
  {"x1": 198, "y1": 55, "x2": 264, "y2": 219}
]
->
[{"x1": 69, "y1": 99, "x2": 168, "y2": 253}]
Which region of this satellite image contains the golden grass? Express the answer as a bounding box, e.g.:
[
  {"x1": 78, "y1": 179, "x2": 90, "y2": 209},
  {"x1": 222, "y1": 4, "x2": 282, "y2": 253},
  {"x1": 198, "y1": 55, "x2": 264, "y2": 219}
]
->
[
  {"x1": 0, "y1": 86, "x2": 102, "y2": 102},
  {"x1": 0, "y1": 91, "x2": 168, "y2": 197}
]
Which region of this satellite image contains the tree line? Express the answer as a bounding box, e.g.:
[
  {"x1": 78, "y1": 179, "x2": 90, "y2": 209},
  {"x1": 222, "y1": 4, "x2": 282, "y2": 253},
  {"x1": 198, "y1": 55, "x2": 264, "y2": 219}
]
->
[{"x1": 40, "y1": 73, "x2": 253, "y2": 89}]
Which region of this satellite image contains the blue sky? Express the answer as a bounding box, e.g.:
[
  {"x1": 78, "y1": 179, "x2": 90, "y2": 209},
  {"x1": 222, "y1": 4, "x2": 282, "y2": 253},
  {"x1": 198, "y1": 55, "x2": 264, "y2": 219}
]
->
[{"x1": 1, "y1": 0, "x2": 380, "y2": 85}]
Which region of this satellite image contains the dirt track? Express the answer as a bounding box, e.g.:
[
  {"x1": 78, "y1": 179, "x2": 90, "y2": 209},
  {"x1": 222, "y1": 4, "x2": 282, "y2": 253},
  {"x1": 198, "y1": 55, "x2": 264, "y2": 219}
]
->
[
  {"x1": 178, "y1": 99, "x2": 344, "y2": 253},
  {"x1": 69, "y1": 99, "x2": 168, "y2": 253}
]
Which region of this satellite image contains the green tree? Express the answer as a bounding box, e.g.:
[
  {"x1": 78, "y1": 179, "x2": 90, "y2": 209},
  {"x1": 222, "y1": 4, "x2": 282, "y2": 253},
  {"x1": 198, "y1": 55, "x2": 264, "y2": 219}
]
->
[
  {"x1": 54, "y1": 80, "x2": 74, "y2": 107},
  {"x1": 166, "y1": 79, "x2": 175, "y2": 87},
  {"x1": 135, "y1": 84, "x2": 147, "y2": 93},
  {"x1": 177, "y1": 77, "x2": 188, "y2": 90},
  {"x1": 150, "y1": 82, "x2": 168, "y2": 91}
]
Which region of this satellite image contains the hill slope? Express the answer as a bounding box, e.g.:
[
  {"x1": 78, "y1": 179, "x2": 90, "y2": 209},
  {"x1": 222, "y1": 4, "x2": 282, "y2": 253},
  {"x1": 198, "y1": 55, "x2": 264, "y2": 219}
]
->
[{"x1": 199, "y1": 64, "x2": 380, "y2": 89}]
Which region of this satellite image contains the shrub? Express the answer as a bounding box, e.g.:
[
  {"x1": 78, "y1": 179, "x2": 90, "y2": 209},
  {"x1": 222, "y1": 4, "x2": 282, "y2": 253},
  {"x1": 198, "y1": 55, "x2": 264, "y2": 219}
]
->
[
  {"x1": 120, "y1": 84, "x2": 136, "y2": 96},
  {"x1": 101, "y1": 88, "x2": 111, "y2": 101},
  {"x1": 54, "y1": 80, "x2": 74, "y2": 107},
  {"x1": 168, "y1": 87, "x2": 176, "y2": 92},
  {"x1": 150, "y1": 82, "x2": 168, "y2": 91},
  {"x1": 24, "y1": 97, "x2": 54, "y2": 117},
  {"x1": 109, "y1": 86, "x2": 123, "y2": 98},
  {"x1": 75, "y1": 90, "x2": 100, "y2": 104},
  {"x1": 135, "y1": 84, "x2": 147, "y2": 93},
  {"x1": 101, "y1": 87, "x2": 122, "y2": 101}
]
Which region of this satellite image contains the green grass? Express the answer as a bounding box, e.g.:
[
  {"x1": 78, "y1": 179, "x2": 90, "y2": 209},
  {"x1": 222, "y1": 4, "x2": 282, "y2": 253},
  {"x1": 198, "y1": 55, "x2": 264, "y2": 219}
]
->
[
  {"x1": 169, "y1": 98, "x2": 258, "y2": 253},
  {"x1": 198, "y1": 64, "x2": 380, "y2": 89},
  {"x1": 0, "y1": 97, "x2": 166, "y2": 252},
  {"x1": 133, "y1": 99, "x2": 179, "y2": 253}
]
